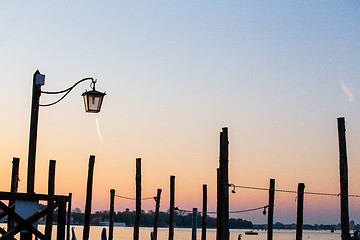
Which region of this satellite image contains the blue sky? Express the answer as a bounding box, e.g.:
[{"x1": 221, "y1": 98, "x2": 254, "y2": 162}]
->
[{"x1": 0, "y1": 1, "x2": 360, "y2": 224}]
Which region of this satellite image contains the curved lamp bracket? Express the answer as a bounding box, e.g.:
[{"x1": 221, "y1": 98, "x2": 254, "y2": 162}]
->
[{"x1": 39, "y1": 77, "x2": 97, "y2": 107}]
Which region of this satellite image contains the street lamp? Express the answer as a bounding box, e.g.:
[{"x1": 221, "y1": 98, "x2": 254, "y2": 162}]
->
[
  {"x1": 82, "y1": 80, "x2": 106, "y2": 113},
  {"x1": 27, "y1": 70, "x2": 106, "y2": 193}
]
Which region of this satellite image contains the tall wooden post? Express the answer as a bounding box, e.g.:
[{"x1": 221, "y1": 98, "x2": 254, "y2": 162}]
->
[
  {"x1": 153, "y1": 189, "x2": 162, "y2": 240},
  {"x1": 169, "y1": 175, "x2": 175, "y2": 240},
  {"x1": 109, "y1": 189, "x2": 115, "y2": 240},
  {"x1": 296, "y1": 183, "x2": 305, "y2": 240},
  {"x1": 267, "y1": 179, "x2": 275, "y2": 240},
  {"x1": 67, "y1": 193, "x2": 72, "y2": 240},
  {"x1": 338, "y1": 117, "x2": 350, "y2": 240},
  {"x1": 83, "y1": 155, "x2": 95, "y2": 240},
  {"x1": 202, "y1": 184, "x2": 207, "y2": 240},
  {"x1": 8, "y1": 157, "x2": 20, "y2": 231},
  {"x1": 57, "y1": 196, "x2": 67, "y2": 240},
  {"x1": 134, "y1": 158, "x2": 141, "y2": 240},
  {"x1": 192, "y1": 208, "x2": 198, "y2": 240},
  {"x1": 216, "y1": 168, "x2": 220, "y2": 240},
  {"x1": 218, "y1": 127, "x2": 229, "y2": 240},
  {"x1": 45, "y1": 160, "x2": 56, "y2": 239}
]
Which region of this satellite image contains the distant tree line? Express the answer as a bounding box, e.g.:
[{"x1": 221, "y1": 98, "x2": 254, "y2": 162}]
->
[
  {"x1": 69, "y1": 208, "x2": 253, "y2": 229},
  {"x1": 253, "y1": 221, "x2": 360, "y2": 231}
]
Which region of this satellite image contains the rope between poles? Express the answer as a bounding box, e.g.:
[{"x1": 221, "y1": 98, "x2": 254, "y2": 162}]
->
[
  {"x1": 114, "y1": 194, "x2": 155, "y2": 201},
  {"x1": 231, "y1": 184, "x2": 360, "y2": 197}
]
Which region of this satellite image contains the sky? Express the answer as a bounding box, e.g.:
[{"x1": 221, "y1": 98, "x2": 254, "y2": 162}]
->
[{"x1": 0, "y1": 1, "x2": 360, "y2": 225}]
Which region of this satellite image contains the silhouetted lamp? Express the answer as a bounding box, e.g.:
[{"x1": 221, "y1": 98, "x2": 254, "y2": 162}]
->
[
  {"x1": 82, "y1": 80, "x2": 106, "y2": 113},
  {"x1": 230, "y1": 183, "x2": 236, "y2": 194},
  {"x1": 263, "y1": 206, "x2": 268, "y2": 215}
]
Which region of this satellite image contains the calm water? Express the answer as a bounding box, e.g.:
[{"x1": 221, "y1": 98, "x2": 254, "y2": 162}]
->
[
  {"x1": 0, "y1": 224, "x2": 342, "y2": 240},
  {"x1": 58, "y1": 226, "x2": 342, "y2": 240}
]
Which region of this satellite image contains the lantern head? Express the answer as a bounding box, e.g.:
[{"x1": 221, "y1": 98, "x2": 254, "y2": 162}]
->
[{"x1": 82, "y1": 87, "x2": 106, "y2": 113}]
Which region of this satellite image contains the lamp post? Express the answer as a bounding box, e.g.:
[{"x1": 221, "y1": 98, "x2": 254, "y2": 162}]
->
[{"x1": 27, "y1": 70, "x2": 106, "y2": 194}]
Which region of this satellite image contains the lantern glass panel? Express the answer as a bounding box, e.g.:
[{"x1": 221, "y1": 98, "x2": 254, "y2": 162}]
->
[
  {"x1": 82, "y1": 90, "x2": 105, "y2": 113},
  {"x1": 89, "y1": 95, "x2": 100, "y2": 112}
]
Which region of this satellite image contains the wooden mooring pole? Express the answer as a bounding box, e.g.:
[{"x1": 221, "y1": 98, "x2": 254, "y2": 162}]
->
[
  {"x1": 45, "y1": 160, "x2": 56, "y2": 239},
  {"x1": 8, "y1": 157, "x2": 20, "y2": 231},
  {"x1": 169, "y1": 175, "x2": 175, "y2": 240},
  {"x1": 216, "y1": 168, "x2": 220, "y2": 240},
  {"x1": 338, "y1": 117, "x2": 350, "y2": 240},
  {"x1": 67, "y1": 193, "x2": 72, "y2": 240},
  {"x1": 83, "y1": 155, "x2": 95, "y2": 240},
  {"x1": 202, "y1": 184, "x2": 207, "y2": 240},
  {"x1": 296, "y1": 183, "x2": 305, "y2": 240},
  {"x1": 153, "y1": 189, "x2": 162, "y2": 240},
  {"x1": 267, "y1": 179, "x2": 275, "y2": 240},
  {"x1": 134, "y1": 158, "x2": 141, "y2": 240},
  {"x1": 218, "y1": 127, "x2": 229, "y2": 240},
  {"x1": 192, "y1": 208, "x2": 198, "y2": 240},
  {"x1": 109, "y1": 189, "x2": 115, "y2": 240},
  {"x1": 57, "y1": 196, "x2": 67, "y2": 240}
]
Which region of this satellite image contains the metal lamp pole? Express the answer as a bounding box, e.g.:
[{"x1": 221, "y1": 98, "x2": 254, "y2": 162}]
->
[{"x1": 27, "y1": 70, "x2": 43, "y2": 194}]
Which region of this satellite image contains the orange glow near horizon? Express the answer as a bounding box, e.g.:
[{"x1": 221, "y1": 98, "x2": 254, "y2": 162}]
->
[
  {"x1": 2, "y1": 137, "x2": 360, "y2": 226},
  {"x1": 2, "y1": 122, "x2": 360, "y2": 225}
]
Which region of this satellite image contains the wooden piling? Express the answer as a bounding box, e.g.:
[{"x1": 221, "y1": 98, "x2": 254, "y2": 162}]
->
[
  {"x1": 296, "y1": 183, "x2": 305, "y2": 240},
  {"x1": 202, "y1": 184, "x2": 207, "y2": 240},
  {"x1": 109, "y1": 189, "x2": 115, "y2": 240},
  {"x1": 218, "y1": 128, "x2": 229, "y2": 240},
  {"x1": 57, "y1": 196, "x2": 67, "y2": 240},
  {"x1": 134, "y1": 158, "x2": 141, "y2": 240},
  {"x1": 267, "y1": 179, "x2": 275, "y2": 240},
  {"x1": 8, "y1": 157, "x2": 20, "y2": 231},
  {"x1": 83, "y1": 155, "x2": 95, "y2": 240},
  {"x1": 338, "y1": 117, "x2": 350, "y2": 240},
  {"x1": 153, "y1": 189, "x2": 162, "y2": 240},
  {"x1": 67, "y1": 193, "x2": 72, "y2": 240},
  {"x1": 45, "y1": 160, "x2": 56, "y2": 239},
  {"x1": 216, "y1": 168, "x2": 220, "y2": 240},
  {"x1": 169, "y1": 175, "x2": 175, "y2": 240},
  {"x1": 192, "y1": 208, "x2": 198, "y2": 240}
]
